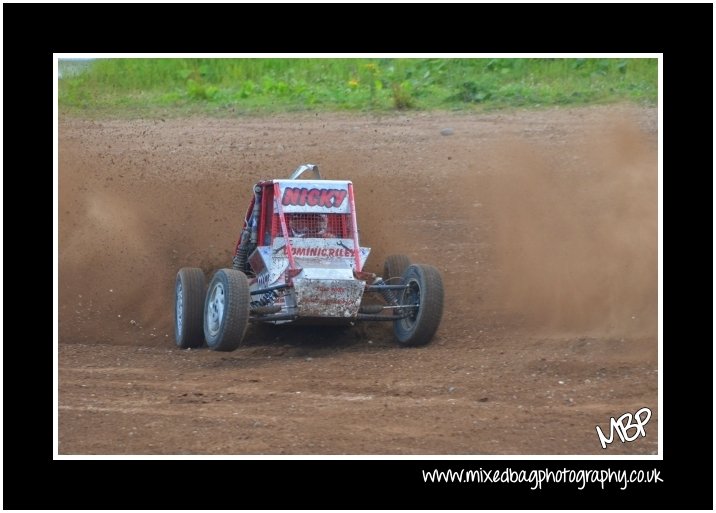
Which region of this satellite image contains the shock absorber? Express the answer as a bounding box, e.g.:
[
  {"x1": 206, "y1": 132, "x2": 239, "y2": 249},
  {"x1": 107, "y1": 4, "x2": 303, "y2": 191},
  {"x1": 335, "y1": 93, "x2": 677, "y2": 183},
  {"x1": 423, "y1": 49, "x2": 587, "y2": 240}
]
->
[
  {"x1": 374, "y1": 277, "x2": 400, "y2": 306},
  {"x1": 232, "y1": 229, "x2": 250, "y2": 271},
  {"x1": 250, "y1": 186, "x2": 262, "y2": 244},
  {"x1": 233, "y1": 187, "x2": 262, "y2": 272},
  {"x1": 250, "y1": 289, "x2": 278, "y2": 308}
]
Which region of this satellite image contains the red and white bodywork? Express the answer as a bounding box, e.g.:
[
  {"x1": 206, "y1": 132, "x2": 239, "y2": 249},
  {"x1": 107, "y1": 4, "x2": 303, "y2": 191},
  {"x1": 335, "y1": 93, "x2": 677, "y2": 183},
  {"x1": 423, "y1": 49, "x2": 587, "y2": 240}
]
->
[{"x1": 242, "y1": 177, "x2": 371, "y2": 320}]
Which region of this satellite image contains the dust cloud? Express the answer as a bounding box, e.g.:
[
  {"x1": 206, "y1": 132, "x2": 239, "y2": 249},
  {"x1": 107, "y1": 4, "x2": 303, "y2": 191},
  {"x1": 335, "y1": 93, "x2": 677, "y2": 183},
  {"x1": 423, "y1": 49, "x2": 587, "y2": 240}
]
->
[
  {"x1": 480, "y1": 118, "x2": 657, "y2": 336},
  {"x1": 59, "y1": 143, "x2": 238, "y2": 345}
]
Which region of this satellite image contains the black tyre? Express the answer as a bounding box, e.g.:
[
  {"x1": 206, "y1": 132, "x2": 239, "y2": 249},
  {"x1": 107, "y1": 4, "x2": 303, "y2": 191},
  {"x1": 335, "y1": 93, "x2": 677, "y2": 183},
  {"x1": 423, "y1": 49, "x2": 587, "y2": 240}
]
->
[
  {"x1": 383, "y1": 254, "x2": 411, "y2": 283},
  {"x1": 175, "y1": 268, "x2": 206, "y2": 349},
  {"x1": 393, "y1": 264, "x2": 444, "y2": 347},
  {"x1": 204, "y1": 269, "x2": 251, "y2": 352}
]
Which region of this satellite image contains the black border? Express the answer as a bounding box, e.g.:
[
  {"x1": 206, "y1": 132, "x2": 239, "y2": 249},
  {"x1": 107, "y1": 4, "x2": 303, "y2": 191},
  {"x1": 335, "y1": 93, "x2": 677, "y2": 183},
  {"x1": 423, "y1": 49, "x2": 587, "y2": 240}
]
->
[{"x1": 4, "y1": 2, "x2": 712, "y2": 510}]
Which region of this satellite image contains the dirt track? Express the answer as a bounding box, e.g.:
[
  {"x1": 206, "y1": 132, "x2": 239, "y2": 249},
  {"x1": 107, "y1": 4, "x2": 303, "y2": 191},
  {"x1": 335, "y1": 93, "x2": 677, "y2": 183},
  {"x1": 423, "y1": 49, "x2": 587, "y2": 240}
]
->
[{"x1": 58, "y1": 106, "x2": 658, "y2": 455}]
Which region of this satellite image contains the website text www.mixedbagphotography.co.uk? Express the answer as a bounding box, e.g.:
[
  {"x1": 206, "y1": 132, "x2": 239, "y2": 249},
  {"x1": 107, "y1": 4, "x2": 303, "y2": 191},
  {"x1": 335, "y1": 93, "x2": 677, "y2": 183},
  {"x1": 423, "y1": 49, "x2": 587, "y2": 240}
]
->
[{"x1": 422, "y1": 467, "x2": 662, "y2": 491}]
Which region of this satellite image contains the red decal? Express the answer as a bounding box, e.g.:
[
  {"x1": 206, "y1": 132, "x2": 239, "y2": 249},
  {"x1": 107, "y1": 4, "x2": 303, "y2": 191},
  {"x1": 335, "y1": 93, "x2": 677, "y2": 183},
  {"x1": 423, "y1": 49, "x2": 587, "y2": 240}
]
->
[
  {"x1": 319, "y1": 189, "x2": 332, "y2": 207},
  {"x1": 282, "y1": 188, "x2": 301, "y2": 206},
  {"x1": 307, "y1": 189, "x2": 320, "y2": 206},
  {"x1": 332, "y1": 191, "x2": 347, "y2": 208},
  {"x1": 282, "y1": 246, "x2": 355, "y2": 258},
  {"x1": 299, "y1": 188, "x2": 309, "y2": 205},
  {"x1": 282, "y1": 187, "x2": 347, "y2": 208}
]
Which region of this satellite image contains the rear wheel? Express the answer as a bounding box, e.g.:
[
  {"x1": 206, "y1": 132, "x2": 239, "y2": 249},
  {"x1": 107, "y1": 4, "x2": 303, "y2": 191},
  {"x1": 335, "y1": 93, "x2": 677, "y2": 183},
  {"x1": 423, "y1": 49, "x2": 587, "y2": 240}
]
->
[
  {"x1": 204, "y1": 269, "x2": 251, "y2": 352},
  {"x1": 393, "y1": 264, "x2": 444, "y2": 347},
  {"x1": 383, "y1": 254, "x2": 411, "y2": 283},
  {"x1": 175, "y1": 268, "x2": 206, "y2": 349}
]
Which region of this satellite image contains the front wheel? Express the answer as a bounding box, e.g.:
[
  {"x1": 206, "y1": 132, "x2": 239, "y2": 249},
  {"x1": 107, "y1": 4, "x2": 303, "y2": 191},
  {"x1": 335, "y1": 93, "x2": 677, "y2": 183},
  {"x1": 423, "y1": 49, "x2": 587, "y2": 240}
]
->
[
  {"x1": 175, "y1": 268, "x2": 206, "y2": 349},
  {"x1": 204, "y1": 269, "x2": 251, "y2": 352},
  {"x1": 393, "y1": 264, "x2": 444, "y2": 347},
  {"x1": 383, "y1": 254, "x2": 411, "y2": 283}
]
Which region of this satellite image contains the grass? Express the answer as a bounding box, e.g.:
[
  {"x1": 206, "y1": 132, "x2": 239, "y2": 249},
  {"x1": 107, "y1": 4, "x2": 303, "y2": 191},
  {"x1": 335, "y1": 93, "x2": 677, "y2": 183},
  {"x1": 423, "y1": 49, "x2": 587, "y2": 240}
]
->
[{"x1": 59, "y1": 58, "x2": 657, "y2": 117}]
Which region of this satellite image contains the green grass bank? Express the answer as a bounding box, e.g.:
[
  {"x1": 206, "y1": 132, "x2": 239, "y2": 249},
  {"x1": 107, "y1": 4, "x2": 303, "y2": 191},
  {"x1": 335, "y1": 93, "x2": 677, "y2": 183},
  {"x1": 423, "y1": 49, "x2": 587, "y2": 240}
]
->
[{"x1": 59, "y1": 58, "x2": 657, "y2": 117}]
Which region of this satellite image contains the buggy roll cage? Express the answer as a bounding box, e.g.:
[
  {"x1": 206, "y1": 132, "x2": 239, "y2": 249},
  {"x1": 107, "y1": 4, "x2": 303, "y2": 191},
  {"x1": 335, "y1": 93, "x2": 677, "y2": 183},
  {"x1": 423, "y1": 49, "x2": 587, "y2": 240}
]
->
[{"x1": 232, "y1": 164, "x2": 415, "y2": 323}]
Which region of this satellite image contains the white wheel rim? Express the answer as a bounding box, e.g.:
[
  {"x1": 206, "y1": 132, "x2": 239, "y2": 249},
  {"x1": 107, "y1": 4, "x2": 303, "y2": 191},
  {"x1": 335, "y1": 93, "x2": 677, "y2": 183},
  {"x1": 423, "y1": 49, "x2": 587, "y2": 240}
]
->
[
  {"x1": 176, "y1": 281, "x2": 184, "y2": 337},
  {"x1": 207, "y1": 282, "x2": 225, "y2": 337}
]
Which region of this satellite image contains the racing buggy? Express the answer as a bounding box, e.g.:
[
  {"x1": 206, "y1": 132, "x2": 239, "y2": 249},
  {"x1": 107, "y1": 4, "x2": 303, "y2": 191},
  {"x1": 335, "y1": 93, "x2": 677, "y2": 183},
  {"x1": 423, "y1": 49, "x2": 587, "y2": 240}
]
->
[{"x1": 175, "y1": 164, "x2": 444, "y2": 351}]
